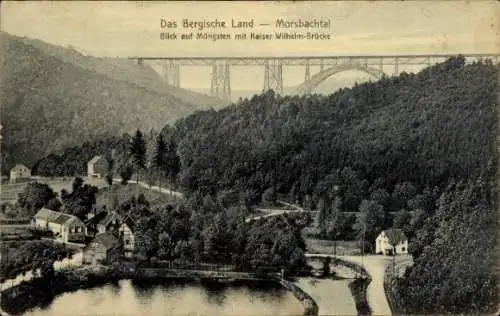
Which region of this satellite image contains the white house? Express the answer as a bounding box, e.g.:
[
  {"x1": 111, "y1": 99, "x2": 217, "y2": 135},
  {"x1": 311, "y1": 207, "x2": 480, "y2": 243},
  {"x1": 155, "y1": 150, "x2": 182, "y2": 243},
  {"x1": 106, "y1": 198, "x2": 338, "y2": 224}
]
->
[
  {"x1": 118, "y1": 216, "x2": 136, "y2": 258},
  {"x1": 87, "y1": 155, "x2": 107, "y2": 178},
  {"x1": 10, "y1": 164, "x2": 31, "y2": 183},
  {"x1": 375, "y1": 229, "x2": 408, "y2": 255},
  {"x1": 32, "y1": 208, "x2": 87, "y2": 243}
]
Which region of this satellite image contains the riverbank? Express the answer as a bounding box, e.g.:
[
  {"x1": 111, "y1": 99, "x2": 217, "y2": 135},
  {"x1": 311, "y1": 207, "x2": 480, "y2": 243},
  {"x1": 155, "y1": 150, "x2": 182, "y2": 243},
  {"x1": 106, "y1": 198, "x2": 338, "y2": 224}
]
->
[
  {"x1": 0, "y1": 266, "x2": 121, "y2": 315},
  {"x1": 1, "y1": 255, "x2": 373, "y2": 316},
  {"x1": 280, "y1": 279, "x2": 319, "y2": 316}
]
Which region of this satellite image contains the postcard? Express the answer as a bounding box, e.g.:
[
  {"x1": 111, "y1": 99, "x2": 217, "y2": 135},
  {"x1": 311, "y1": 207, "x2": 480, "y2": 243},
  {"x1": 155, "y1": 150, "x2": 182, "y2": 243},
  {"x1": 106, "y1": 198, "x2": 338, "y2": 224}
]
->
[{"x1": 0, "y1": 1, "x2": 498, "y2": 316}]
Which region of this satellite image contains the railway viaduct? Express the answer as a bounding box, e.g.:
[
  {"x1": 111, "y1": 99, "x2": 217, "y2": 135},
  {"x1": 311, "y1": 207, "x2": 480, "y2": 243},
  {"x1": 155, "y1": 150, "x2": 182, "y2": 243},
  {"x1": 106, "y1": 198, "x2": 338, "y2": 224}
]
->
[{"x1": 129, "y1": 54, "x2": 499, "y2": 100}]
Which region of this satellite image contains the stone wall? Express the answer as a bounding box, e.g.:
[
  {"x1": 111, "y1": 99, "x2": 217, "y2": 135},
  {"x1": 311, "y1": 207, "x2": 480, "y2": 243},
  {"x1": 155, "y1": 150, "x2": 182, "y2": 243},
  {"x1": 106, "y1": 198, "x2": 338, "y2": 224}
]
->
[{"x1": 279, "y1": 278, "x2": 319, "y2": 316}]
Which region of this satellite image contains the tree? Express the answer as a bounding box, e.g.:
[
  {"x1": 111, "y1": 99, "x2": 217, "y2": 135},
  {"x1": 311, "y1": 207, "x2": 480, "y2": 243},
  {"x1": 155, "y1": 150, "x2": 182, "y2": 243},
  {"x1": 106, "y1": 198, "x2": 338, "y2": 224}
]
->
[
  {"x1": 17, "y1": 182, "x2": 57, "y2": 215},
  {"x1": 46, "y1": 198, "x2": 62, "y2": 212},
  {"x1": 325, "y1": 196, "x2": 343, "y2": 255},
  {"x1": 165, "y1": 138, "x2": 181, "y2": 188},
  {"x1": 40, "y1": 259, "x2": 55, "y2": 280},
  {"x1": 72, "y1": 177, "x2": 84, "y2": 193},
  {"x1": 261, "y1": 187, "x2": 276, "y2": 205},
  {"x1": 390, "y1": 182, "x2": 418, "y2": 212},
  {"x1": 316, "y1": 198, "x2": 328, "y2": 237},
  {"x1": 104, "y1": 151, "x2": 115, "y2": 186},
  {"x1": 61, "y1": 178, "x2": 99, "y2": 220},
  {"x1": 120, "y1": 165, "x2": 133, "y2": 185},
  {"x1": 153, "y1": 133, "x2": 167, "y2": 186},
  {"x1": 157, "y1": 232, "x2": 175, "y2": 259},
  {"x1": 393, "y1": 209, "x2": 412, "y2": 237},
  {"x1": 322, "y1": 256, "x2": 331, "y2": 277},
  {"x1": 130, "y1": 129, "x2": 147, "y2": 183},
  {"x1": 135, "y1": 216, "x2": 158, "y2": 261},
  {"x1": 355, "y1": 199, "x2": 386, "y2": 253}
]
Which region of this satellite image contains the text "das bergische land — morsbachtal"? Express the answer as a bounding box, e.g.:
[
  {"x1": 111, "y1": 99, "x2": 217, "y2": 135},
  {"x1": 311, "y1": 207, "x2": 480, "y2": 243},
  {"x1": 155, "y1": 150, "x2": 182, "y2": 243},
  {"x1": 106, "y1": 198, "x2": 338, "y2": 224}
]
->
[{"x1": 160, "y1": 18, "x2": 332, "y2": 41}]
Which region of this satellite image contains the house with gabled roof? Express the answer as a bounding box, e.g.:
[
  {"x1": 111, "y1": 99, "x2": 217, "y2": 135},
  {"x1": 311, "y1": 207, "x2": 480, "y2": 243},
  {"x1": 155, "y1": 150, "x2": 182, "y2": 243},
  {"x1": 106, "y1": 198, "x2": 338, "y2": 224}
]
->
[
  {"x1": 10, "y1": 164, "x2": 31, "y2": 183},
  {"x1": 118, "y1": 215, "x2": 136, "y2": 258},
  {"x1": 375, "y1": 228, "x2": 408, "y2": 255},
  {"x1": 32, "y1": 208, "x2": 87, "y2": 243},
  {"x1": 83, "y1": 231, "x2": 123, "y2": 265},
  {"x1": 96, "y1": 212, "x2": 122, "y2": 234},
  {"x1": 84, "y1": 210, "x2": 109, "y2": 236},
  {"x1": 87, "y1": 155, "x2": 107, "y2": 178}
]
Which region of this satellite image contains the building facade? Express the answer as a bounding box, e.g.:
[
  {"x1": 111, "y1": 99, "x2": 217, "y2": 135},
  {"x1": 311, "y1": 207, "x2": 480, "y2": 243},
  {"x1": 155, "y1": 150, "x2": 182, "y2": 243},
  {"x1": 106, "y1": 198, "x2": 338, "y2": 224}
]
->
[
  {"x1": 83, "y1": 231, "x2": 123, "y2": 265},
  {"x1": 118, "y1": 216, "x2": 136, "y2": 258},
  {"x1": 87, "y1": 155, "x2": 107, "y2": 178},
  {"x1": 10, "y1": 164, "x2": 31, "y2": 183},
  {"x1": 96, "y1": 212, "x2": 122, "y2": 234},
  {"x1": 375, "y1": 229, "x2": 409, "y2": 255},
  {"x1": 32, "y1": 208, "x2": 87, "y2": 243}
]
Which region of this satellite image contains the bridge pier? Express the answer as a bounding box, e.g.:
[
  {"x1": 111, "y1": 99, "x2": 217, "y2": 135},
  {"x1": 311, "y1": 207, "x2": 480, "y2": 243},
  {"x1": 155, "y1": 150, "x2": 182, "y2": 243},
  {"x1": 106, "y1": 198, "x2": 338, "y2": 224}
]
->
[
  {"x1": 263, "y1": 59, "x2": 283, "y2": 95},
  {"x1": 211, "y1": 61, "x2": 231, "y2": 100},
  {"x1": 161, "y1": 61, "x2": 181, "y2": 88},
  {"x1": 394, "y1": 57, "x2": 399, "y2": 75},
  {"x1": 303, "y1": 60, "x2": 311, "y2": 94}
]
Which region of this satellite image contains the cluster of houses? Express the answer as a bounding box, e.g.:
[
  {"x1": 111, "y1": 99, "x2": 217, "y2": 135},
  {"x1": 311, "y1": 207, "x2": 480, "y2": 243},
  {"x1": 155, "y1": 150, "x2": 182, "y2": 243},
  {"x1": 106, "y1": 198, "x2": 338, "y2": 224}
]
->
[
  {"x1": 8, "y1": 154, "x2": 106, "y2": 184},
  {"x1": 32, "y1": 207, "x2": 137, "y2": 265},
  {"x1": 17, "y1": 154, "x2": 408, "y2": 264}
]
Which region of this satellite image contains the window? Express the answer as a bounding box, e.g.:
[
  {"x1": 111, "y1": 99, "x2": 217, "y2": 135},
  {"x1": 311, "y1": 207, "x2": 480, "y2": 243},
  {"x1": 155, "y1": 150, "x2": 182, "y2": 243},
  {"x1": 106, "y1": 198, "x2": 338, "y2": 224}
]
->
[
  {"x1": 125, "y1": 240, "x2": 130, "y2": 245},
  {"x1": 402, "y1": 247, "x2": 406, "y2": 252}
]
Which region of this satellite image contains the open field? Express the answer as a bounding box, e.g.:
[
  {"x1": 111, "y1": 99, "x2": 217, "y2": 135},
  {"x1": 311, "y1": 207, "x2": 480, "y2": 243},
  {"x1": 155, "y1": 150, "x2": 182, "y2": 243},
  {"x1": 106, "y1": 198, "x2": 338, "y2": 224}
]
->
[
  {"x1": 96, "y1": 182, "x2": 181, "y2": 209},
  {"x1": 305, "y1": 238, "x2": 361, "y2": 256},
  {"x1": 0, "y1": 177, "x2": 109, "y2": 204},
  {"x1": 0, "y1": 225, "x2": 36, "y2": 242}
]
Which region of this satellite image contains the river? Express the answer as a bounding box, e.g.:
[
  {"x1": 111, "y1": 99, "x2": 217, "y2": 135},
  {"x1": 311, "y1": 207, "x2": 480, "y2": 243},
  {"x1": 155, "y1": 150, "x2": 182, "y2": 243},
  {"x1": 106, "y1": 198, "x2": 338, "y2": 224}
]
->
[{"x1": 20, "y1": 279, "x2": 305, "y2": 316}]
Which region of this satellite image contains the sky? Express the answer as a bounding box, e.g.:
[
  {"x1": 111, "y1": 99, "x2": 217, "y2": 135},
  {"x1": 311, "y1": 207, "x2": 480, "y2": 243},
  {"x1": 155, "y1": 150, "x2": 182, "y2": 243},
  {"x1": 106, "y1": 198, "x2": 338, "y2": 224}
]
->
[{"x1": 1, "y1": 1, "x2": 498, "y2": 93}]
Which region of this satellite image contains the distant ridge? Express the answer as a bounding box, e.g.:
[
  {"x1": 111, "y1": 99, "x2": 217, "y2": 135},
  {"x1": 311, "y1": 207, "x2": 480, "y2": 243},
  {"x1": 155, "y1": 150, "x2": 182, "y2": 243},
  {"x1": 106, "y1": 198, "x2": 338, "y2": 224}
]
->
[
  {"x1": 6, "y1": 32, "x2": 230, "y2": 109},
  {"x1": 0, "y1": 32, "x2": 229, "y2": 173}
]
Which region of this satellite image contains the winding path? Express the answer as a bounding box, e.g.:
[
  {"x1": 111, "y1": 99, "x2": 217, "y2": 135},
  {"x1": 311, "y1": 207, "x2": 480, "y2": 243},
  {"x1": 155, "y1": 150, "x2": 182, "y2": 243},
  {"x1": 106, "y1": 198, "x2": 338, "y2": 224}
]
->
[
  {"x1": 306, "y1": 253, "x2": 412, "y2": 316},
  {"x1": 111, "y1": 178, "x2": 184, "y2": 198},
  {"x1": 245, "y1": 200, "x2": 317, "y2": 223}
]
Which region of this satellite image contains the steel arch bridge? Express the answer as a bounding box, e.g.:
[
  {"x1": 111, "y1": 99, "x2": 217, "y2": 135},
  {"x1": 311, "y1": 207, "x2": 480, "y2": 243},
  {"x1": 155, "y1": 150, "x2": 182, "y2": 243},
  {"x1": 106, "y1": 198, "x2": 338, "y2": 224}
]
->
[
  {"x1": 129, "y1": 54, "x2": 499, "y2": 100},
  {"x1": 295, "y1": 65, "x2": 385, "y2": 95}
]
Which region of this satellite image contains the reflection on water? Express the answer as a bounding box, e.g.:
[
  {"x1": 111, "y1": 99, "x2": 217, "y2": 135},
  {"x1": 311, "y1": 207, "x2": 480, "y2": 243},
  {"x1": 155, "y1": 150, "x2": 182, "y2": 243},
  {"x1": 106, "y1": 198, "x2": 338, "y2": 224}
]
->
[{"x1": 22, "y1": 279, "x2": 304, "y2": 316}]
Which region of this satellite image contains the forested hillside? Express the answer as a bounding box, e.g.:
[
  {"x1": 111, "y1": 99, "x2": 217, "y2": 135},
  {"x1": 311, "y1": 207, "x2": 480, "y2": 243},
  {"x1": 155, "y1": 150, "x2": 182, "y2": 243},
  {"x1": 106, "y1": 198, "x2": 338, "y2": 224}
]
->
[
  {"x1": 0, "y1": 32, "x2": 227, "y2": 173},
  {"x1": 173, "y1": 57, "x2": 499, "y2": 314},
  {"x1": 175, "y1": 57, "x2": 497, "y2": 200},
  {"x1": 10, "y1": 33, "x2": 229, "y2": 108},
  {"x1": 32, "y1": 57, "x2": 499, "y2": 313}
]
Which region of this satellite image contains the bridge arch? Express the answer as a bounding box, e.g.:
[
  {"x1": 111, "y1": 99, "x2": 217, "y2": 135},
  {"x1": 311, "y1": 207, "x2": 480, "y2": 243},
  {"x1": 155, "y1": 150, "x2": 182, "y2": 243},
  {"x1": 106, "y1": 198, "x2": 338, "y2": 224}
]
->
[{"x1": 295, "y1": 65, "x2": 385, "y2": 95}]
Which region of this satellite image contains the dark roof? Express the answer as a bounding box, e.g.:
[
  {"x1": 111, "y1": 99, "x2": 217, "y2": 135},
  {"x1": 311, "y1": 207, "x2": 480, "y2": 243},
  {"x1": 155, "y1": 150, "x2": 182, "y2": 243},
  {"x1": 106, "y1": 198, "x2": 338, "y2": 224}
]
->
[
  {"x1": 34, "y1": 208, "x2": 82, "y2": 226},
  {"x1": 383, "y1": 229, "x2": 407, "y2": 245},
  {"x1": 121, "y1": 215, "x2": 136, "y2": 233},
  {"x1": 11, "y1": 164, "x2": 30, "y2": 172},
  {"x1": 85, "y1": 211, "x2": 108, "y2": 225},
  {"x1": 98, "y1": 212, "x2": 121, "y2": 227},
  {"x1": 92, "y1": 231, "x2": 122, "y2": 250},
  {"x1": 88, "y1": 155, "x2": 103, "y2": 164}
]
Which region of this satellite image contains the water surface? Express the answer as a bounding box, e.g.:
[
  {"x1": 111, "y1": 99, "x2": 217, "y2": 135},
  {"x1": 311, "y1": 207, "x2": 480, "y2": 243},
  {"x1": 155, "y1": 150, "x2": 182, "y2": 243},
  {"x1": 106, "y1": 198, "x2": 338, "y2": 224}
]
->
[{"x1": 23, "y1": 279, "x2": 304, "y2": 316}]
